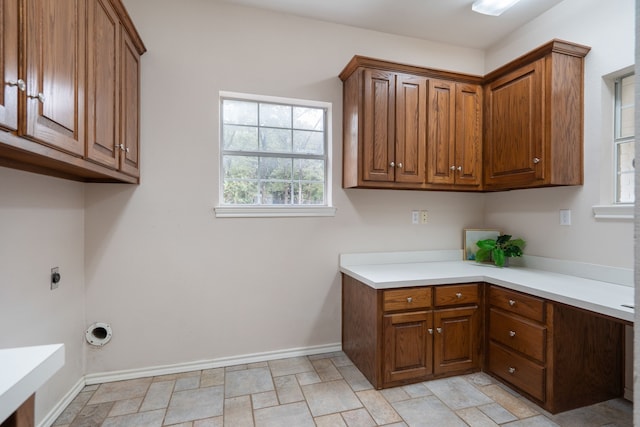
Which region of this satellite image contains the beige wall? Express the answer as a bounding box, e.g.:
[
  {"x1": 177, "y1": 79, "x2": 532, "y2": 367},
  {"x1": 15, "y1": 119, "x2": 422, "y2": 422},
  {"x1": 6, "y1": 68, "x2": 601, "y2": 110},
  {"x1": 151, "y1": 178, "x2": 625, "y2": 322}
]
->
[
  {"x1": 0, "y1": 0, "x2": 635, "y2": 424},
  {"x1": 0, "y1": 168, "x2": 86, "y2": 423}
]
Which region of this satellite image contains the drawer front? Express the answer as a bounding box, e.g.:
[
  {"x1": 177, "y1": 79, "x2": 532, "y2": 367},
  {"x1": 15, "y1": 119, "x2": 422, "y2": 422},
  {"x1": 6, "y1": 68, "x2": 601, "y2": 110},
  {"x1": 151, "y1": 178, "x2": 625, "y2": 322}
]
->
[
  {"x1": 489, "y1": 286, "x2": 545, "y2": 322},
  {"x1": 383, "y1": 287, "x2": 432, "y2": 311},
  {"x1": 489, "y1": 309, "x2": 546, "y2": 362},
  {"x1": 434, "y1": 283, "x2": 479, "y2": 307},
  {"x1": 489, "y1": 342, "x2": 545, "y2": 402}
]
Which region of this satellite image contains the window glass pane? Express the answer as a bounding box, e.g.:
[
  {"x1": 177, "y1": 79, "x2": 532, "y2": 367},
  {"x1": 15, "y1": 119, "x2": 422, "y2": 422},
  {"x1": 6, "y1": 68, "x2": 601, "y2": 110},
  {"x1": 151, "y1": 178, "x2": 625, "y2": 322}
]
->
[
  {"x1": 223, "y1": 125, "x2": 258, "y2": 151},
  {"x1": 621, "y1": 75, "x2": 634, "y2": 106},
  {"x1": 294, "y1": 182, "x2": 325, "y2": 205},
  {"x1": 260, "y1": 128, "x2": 292, "y2": 152},
  {"x1": 618, "y1": 141, "x2": 635, "y2": 172},
  {"x1": 293, "y1": 130, "x2": 324, "y2": 154},
  {"x1": 260, "y1": 103, "x2": 291, "y2": 128},
  {"x1": 223, "y1": 155, "x2": 258, "y2": 179},
  {"x1": 259, "y1": 157, "x2": 292, "y2": 180},
  {"x1": 261, "y1": 181, "x2": 293, "y2": 204},
  {"x1": 223, "y1": 100, "x2": 257, "y2": 125},
  {"x1": 294, "y1": 158, "x2": 324, "y2": 181},
  {"x1": 224, "y1": 180, "x2": 258, "y2": 205},
  {"x1": 620, "y1": 107, "x2": 634, "y2": 138},
  {"x1": 293, "y1": 107, "x2": 324, "y2": 131},
  {"x1": 618, "y1": 171, "x2": 635, "y2": 204}
]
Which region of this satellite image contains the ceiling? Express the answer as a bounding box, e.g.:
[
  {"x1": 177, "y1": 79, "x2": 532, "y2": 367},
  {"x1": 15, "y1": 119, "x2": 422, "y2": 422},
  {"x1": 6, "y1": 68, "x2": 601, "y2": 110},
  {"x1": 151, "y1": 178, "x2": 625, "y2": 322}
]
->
[{"x1": 218, "y1": 0, "x2": 565, "y2": 50}]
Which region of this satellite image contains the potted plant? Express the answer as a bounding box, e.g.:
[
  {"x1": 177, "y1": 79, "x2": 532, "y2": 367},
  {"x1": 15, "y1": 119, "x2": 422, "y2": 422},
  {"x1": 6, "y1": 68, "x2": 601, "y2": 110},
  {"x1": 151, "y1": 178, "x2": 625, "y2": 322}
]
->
[{"x1": 475, "y1": 234, "x2": 525, "y2": 267}]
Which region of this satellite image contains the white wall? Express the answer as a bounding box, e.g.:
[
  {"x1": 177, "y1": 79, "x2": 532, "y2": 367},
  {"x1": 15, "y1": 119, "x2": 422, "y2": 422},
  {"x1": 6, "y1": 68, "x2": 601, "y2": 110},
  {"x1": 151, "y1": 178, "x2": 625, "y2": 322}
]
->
[
  {"x1": 0, "y1": 168, "x2": 86, "y2": 423},
  {"x1": 83, "y1": 0, "x2": 487, "y2": 374},
  {"x1": 483, "y1": 0, "x2": 635, "y2": 267}
]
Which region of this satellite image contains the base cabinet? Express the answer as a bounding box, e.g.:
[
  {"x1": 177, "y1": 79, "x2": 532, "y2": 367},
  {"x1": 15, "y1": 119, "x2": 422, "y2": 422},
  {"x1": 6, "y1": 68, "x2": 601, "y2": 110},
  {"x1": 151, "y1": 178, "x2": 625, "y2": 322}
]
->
[
  {"x1": 342, "y1": 275, "x2": 481, "y2": 389},
  {"x1": 486, "y1": 285, "x2": 624, "y2": 413}
]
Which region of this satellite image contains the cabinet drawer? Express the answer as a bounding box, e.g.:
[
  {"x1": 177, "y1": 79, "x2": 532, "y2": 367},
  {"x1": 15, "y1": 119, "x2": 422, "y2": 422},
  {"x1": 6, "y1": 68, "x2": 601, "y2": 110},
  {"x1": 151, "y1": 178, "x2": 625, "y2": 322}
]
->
[
  {"x1": 489, "y1": 342, "x2": 545, "y2": 402},
  {"x1": 489, "y1": 286, "x2": 545, "y2": 322},
  {"x1": 489, "y1": 309, "x2": 546, "y2": 362},
  {"x1": 383, "y1": 288, "x2": 432, "y2": 311},
  {"x1": 434, "y1": 284, "x2": 478, "y2": 307}
]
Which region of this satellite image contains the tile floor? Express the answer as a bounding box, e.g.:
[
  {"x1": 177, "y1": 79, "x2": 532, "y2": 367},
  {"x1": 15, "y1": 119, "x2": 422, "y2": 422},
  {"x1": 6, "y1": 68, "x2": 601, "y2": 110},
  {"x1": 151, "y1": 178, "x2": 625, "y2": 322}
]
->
[{"x1": 53, "y1": 351, "x2": 632, "y2": 427}]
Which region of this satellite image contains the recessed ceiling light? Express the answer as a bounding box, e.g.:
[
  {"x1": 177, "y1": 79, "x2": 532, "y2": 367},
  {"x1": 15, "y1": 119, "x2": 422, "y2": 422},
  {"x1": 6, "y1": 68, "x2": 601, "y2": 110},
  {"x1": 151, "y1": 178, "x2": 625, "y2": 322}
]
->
[{"x1": 472, "y1": 0, "x2": 521, "y2": 16}]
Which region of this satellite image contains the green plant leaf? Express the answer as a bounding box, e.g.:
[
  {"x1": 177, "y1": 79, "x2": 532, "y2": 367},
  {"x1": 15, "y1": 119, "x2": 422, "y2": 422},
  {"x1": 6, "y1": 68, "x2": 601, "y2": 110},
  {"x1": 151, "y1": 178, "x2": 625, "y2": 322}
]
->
[
  {"x1": 492, "y1": 248, "x2": 506, "y2": 267},
  {"x1": 475, "y1": 247, "x2": 491, "y2": 262},
  {"x1": 476, "y1": 239, "x2": 496, "y2": 250}
]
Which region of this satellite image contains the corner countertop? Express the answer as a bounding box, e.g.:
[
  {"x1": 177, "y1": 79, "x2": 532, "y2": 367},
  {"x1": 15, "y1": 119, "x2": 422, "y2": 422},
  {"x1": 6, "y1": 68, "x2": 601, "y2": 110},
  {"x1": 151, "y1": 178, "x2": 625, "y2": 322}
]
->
[
  {"x1": 0, "y1": 344, "x2": 65, "y2": 424},
  {"x1": 340, "y1": 251, "x2": 634, "y2": 323}
]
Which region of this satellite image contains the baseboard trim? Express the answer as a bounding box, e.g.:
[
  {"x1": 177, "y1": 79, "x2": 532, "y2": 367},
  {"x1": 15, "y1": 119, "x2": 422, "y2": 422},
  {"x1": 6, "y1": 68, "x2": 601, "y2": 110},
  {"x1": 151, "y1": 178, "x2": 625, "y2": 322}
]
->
[
  {"x1": 38, "y1": 377, "x2": 85, "y2": 427},
  {"x1": 84, "y1": 342, "x2": 342, "y2": 385}
]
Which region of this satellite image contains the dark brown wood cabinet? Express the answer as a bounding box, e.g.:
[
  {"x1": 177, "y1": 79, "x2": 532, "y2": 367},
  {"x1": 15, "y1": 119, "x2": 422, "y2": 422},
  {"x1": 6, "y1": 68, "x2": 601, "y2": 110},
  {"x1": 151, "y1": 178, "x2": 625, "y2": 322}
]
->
[
  {"x1": 340, "y1": 40, "x2": 590, "y2": 192},
  {"x1": 483, "y1": 40, "x2": 590, "y2": 190},
  {"x1": 342, "y1": 275, "x2": 482, "y2": 389},
  {"x1": 427, "y1": 80, "x2": 482, "y2": 188},
  {"x1": 86, "y1": 0, "x2": 141, "y2": 178},
  {"x1": 0, "y1": 0, "x2": 145, "y2": 183},
  {"x1": 486, "y1": 285, "x2": 624, "y2": 413},
  {"x1": 340, "y1": 56, "x2": 483, "y2": 191}
]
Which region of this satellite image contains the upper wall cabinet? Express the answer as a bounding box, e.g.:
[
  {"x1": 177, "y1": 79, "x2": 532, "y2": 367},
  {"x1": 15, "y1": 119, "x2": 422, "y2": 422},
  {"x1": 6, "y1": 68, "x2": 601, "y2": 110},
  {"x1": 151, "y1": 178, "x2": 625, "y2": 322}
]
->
[
  {"x1": 340, "y1": 56, "x2": 483, "y2": 191},
  {"x1": 339, "y1": 40, "x2": 590, "y2": 192},
  {"x1": 483, "y1": 40, "x2": 591, "y2": 190},
  {"x1": 0, "y1": 0, "x2": 145, "y2": 183}
]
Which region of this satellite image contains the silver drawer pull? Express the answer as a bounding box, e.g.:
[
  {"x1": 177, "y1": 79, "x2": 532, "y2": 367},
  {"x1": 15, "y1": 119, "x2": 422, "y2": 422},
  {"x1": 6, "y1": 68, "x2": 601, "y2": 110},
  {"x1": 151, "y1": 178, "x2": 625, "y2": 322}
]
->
[
  {"x1": 508, "y1": 299, "x2": 516, "y2": 307},
  {"x1": 428, "y1": 328, "x2": 433, "y2": 335},
  {"x1": 6, "y1": 79, "x2": 25, "y2": 91},
  {"x1": 407, "y1": 297, "x2": 413, "y2": 303},
  {"x1": 509, "y1": 330, "x2": 516, "y2": 337},
  {"x1": 436, "y1": 327, "x2": 442, "y2": 334},
  {"x1": 508, "y1": 367, "x2": 516, "y2": 374},
  {"x1": 455, "y1": 292, "x2": 462, "y2": 298}
]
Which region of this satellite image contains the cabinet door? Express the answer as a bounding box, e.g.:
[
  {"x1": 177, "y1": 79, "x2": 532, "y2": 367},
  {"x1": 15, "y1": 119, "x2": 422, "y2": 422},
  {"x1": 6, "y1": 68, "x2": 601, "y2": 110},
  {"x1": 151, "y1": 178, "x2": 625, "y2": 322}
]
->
[
  {"x1": 118, "y1": 29, "x2": 141, "y2": 177},
  {"x1": 426, "y1": 79, "x2": 455, "y2": 185},
  {"x1": 484, "y1": 59, "x2": 543, "y2": 188},
  {"x1": 86, "y1": 0, "x2": 119, "y2": 169},
  {"x1": 23, "y1": 0, "x2": 85, "y2": 156},
  {"x1": 0, "y1": 0, "x2": 18, "y2": 131},
  {"x1": 433, "y1": 306, "x2": 479, "y2": 375},
  {"x1": 395, "y1": 74, "x2": 426, "y2": 184},
  {"x1": 383, "y1": 311, "x2": 433, "y2": 384},
  {"x1": 363, "y1": 69, "x2": 395, "y2": 182},
  {"x1": 454, "y1": 84, "x2": 482, "y2": 186}
]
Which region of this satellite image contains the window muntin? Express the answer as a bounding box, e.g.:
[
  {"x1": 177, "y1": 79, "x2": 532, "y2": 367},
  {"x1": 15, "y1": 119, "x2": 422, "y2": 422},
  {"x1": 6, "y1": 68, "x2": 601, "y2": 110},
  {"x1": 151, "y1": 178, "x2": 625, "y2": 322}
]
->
[
  {"x1": 220, "y1": 94, "x2": 329, "y2": 207},
  {"x1": 614, "y1": 74, "x2": 635, "y2": 204}
]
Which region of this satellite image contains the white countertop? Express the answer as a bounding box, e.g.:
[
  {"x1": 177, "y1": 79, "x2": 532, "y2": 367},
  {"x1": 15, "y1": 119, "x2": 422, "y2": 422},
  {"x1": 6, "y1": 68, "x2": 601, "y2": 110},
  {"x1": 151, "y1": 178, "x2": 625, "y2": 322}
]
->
[
  {"x1": 0, "y1": 344, "x2": 65, "y2": 424},
  {"x1": 340, "y1": 253, "x2": 634, "y2": 323}
]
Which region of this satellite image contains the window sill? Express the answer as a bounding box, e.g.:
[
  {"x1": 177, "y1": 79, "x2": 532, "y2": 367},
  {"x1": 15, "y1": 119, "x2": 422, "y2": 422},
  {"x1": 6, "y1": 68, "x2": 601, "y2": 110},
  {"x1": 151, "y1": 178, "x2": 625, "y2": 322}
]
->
[
  {"x1": 592, "y1": 204, "x2": 634, "y2": 220},
  {"x1": 214, "y1": 206, "x2": 337, "y2": 218}
]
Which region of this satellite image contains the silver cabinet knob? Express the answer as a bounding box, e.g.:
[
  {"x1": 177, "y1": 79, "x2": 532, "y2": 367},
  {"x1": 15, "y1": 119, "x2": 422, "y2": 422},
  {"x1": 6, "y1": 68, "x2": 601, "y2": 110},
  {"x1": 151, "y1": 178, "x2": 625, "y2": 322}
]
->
[
  {"x1": 509, "y1": 330, "x2": 516, "y2": 337},
  {"x1": 428, "y1": 328, "x2": 433, "y2": 335},
  {"x1": 6, "y1": 79, "x2": 25, "y2": 92},
  {"x1": 116, "y1": 144, "x2": 130, "y2": 153},
  {"x1": 28, "y1": 92, "x2": 45, "y2": 103},
  {"x1": 450, "y1": 165, "x2": 456, "y2": 171},
  {"x1": 508, "y1": 367, "x2": 516, "y2": 374},
  {"x1": 407, "y1": 297, "x2": 413, "y2": 303},
  {"x1": 389, "y1": 161, "x2": 395, "y2": 168},
  {"x1": 436, "y1": 327, "x2": 442, "y2": 334},
  {"x1": 397, "y1": 163, "x2": 403, "y2": 168},
  {"x1": 533, "y1": 157, "x2": 540, "y2": 164},
  {"x1": 455, "y1": 292, "x2": 462, "y2": 299},
  {"x1": 508, "y1": 299, "x2": 516, "y2": 307},
  {"x1": 457, "y1": 166, "x2": 462, "y2": 172}
]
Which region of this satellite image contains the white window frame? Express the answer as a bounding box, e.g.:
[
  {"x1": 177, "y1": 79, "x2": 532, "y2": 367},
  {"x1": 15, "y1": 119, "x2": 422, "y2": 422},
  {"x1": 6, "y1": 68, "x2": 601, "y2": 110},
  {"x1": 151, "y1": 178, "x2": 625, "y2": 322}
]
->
[
  {"x1": 593, "y1": 68, "x2": 635, "y2": 220},
  {"x1": 214, "y1": 91, "x2": 335, "y2": 218}
]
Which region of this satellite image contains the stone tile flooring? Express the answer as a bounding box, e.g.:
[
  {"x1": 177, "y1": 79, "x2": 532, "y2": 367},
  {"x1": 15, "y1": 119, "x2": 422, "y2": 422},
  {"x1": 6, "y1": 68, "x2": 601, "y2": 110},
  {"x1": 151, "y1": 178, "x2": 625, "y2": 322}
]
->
[{"x1": 53, "y1": 351, "x2": 632, "y2": 427}]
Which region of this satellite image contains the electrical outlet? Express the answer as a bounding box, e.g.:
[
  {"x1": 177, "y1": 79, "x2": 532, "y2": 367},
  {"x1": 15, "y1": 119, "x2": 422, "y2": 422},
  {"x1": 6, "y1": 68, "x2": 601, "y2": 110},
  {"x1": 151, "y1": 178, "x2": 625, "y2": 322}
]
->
[
  {"x1": 411, "y1": 210, "x2": 419, "y2": 224},
  {"x1": 560, "y1": 209, "x2": 571, "y2": 226},
  {"x1": 420, "y1": 210, "x2": 429, "y2": 224},
  {"x1": 51, "y1": 267, "x2": 60, "y2": 290}
]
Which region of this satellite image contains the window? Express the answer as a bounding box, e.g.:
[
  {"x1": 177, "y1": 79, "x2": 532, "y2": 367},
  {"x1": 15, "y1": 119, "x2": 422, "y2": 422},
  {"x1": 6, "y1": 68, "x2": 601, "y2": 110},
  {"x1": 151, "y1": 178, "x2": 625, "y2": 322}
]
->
[
  {"x1": 614, "y1": 74, "x2": 635, "y2": 204},
  {"x1": 215, "y1": 92, "x2": 334, "y2": 218}
]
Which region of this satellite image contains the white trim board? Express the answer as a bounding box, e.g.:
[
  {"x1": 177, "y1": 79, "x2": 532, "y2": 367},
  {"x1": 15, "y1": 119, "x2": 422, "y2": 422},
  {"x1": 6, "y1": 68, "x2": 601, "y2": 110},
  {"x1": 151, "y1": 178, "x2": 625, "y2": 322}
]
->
[{"x1": 85, "y1": 342, "x2": 342, "y2": 385}]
